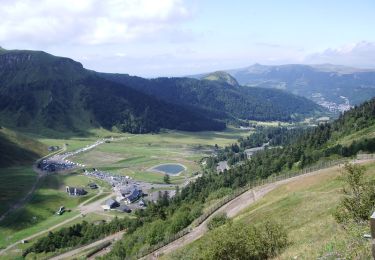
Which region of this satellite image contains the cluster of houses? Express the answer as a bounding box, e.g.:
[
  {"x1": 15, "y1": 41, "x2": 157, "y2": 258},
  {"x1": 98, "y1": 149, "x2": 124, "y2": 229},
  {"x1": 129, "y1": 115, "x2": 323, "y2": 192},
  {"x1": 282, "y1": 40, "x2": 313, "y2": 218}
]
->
[
  {"x1": 102, "y1": 197, "x2": 146, "y2": 213},
  {"x1": 84, "y1": 169, "x2": 131, "y2": 187},
  {"x1": 84, "y1": 169, "x2": 148, "y2": 212},
  {"x1": 38, "y1": 159, "x2": 77, "y2": 172}
]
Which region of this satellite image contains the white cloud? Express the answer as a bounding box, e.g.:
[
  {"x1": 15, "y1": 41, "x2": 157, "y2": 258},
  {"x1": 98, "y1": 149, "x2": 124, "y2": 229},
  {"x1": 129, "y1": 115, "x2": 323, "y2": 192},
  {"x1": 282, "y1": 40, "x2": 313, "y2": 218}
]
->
[
  {"x1": 0, "y1": 0, "x2": 190, "y2": 46},
  {"x1": 305, "y1": 41, "x2": 375, "y2": 68}
]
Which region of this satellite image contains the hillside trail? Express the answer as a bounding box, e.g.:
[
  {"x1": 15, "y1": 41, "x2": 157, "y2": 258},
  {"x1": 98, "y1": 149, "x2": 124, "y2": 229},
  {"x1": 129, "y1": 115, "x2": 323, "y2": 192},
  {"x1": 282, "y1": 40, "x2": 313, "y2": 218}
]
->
[
  {"x1": 143, "y1": 158, "x2": 374, "y2": 259},
  {"x1": 0, "y1": 140, "x2": 117, "y2": 256},
  {"x1": 0, "y1": 185, "x2": 116, "y2": 256},
  {"x1": 0, "y1": 145, "x2": 67, "y2": 222},
  {"x1": 49, "y1": 231, "x2": 125, "y2": 260}
]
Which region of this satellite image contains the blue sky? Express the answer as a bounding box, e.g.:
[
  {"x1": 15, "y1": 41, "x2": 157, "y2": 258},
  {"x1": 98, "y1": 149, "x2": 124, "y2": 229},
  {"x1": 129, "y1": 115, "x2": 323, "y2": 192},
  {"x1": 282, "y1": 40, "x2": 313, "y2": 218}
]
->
[{"x1": 1, "y1": 0, "x2": 374, "y2": 77}]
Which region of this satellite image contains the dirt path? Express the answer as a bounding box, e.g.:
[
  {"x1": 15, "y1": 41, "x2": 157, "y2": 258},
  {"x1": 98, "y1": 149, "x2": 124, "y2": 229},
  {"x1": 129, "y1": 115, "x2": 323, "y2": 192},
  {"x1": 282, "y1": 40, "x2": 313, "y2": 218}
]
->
[
  {"x1": 0, "y1": 188, "x2": 116, "y2": 256},
  {"x1": 49, "y1": 231, "x2": 125, "y2": 260},
  {"x1": 143, "y1": 159, "x2": 374, "y2": 259},
  {"x1": 0, "y1": 146, "x2": 67, "y2": 222}
]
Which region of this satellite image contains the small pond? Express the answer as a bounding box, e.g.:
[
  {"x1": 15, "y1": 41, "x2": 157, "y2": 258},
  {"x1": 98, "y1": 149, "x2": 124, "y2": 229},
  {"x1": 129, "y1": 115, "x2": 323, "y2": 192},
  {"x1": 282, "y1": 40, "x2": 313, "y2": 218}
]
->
[{"x1": 150, "y1": 164, "x2": 186, "y2": 175}]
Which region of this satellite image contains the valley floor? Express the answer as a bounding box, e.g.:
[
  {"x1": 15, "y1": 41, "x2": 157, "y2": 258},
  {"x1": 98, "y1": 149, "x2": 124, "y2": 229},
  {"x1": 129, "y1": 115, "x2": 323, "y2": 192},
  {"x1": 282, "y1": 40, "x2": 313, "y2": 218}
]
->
[{"x1": 0, "y1": 127, "x2": 249, "y2": 259}]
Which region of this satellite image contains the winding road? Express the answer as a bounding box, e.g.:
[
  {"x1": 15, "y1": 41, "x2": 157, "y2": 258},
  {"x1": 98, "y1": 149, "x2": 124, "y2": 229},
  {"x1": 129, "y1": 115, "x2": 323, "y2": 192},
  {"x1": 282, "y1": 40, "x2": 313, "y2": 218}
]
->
[{"x1": 142, "y1": 158, "x2": 374, "y2": 259}]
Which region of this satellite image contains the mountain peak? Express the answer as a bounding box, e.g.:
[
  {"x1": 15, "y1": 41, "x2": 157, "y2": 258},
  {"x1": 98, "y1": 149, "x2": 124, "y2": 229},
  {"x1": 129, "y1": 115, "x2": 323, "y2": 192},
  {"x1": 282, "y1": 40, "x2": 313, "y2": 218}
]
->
[
  {"x1": 0, "y1": 49, "x2": 85, "y2": 82},
  {"x1": 202, "y1": 71, "x2": 239, "y2": 87}
]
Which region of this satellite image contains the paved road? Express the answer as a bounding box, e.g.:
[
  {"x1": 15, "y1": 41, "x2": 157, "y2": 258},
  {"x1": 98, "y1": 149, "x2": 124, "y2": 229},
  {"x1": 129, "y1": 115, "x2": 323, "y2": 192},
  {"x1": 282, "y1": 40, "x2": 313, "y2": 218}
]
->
[
  {"x1": 49, "y1": 231, "x2": 125, "y2": 260},
  {"x1": 143, "y1": 159, "x2": 374, "y2": 259}
]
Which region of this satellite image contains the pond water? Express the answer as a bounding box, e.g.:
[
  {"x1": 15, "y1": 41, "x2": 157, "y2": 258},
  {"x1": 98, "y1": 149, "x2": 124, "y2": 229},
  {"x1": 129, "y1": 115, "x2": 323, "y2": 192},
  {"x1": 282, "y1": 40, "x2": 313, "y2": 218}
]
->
[{"x1": 150, "y1": 164, "x2": 186, "y2": 175}]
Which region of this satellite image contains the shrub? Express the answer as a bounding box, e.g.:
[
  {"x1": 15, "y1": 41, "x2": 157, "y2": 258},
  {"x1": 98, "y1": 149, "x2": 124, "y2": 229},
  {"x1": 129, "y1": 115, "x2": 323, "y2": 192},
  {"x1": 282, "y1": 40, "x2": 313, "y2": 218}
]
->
[
  {"x1": 203, "y1": 221, "x2": 288, "y2": 260},
  {"x1": 334, "y1": 163, "x2": 375, "y2": 225},
  {"x1": 207, "y1": 213, "x2": 230, "y2": 230}
]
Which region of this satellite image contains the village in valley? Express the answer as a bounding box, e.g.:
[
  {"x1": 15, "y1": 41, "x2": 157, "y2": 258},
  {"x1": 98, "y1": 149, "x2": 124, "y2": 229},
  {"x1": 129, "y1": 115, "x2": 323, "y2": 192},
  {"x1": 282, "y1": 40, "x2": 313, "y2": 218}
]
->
[{"x1": 37, "y1": 137, "x2": 185, "y2": 218}]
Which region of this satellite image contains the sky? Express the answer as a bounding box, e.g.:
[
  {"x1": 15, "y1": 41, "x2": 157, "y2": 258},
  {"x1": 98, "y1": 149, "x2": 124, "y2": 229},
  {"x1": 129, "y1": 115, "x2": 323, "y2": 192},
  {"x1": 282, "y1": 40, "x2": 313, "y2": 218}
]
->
[{"x1": 1, "y1": 0, "x2": 374, "y2": 77}]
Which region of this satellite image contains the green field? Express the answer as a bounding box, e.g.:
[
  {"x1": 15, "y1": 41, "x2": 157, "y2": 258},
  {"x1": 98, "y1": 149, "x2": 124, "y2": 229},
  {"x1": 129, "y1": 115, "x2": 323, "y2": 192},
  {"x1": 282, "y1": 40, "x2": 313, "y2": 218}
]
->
[
  {"x1": 0, "y1": 172, "x2": 102, "y2": 250},
  {"x1": 166, "y1": 162, "x2": 375, "y2": 259},
  {"x1": 70, "y1": 128, "x2": 250, "y2": 184},
  {"x1": 0, "y1": 167, "x2": 37, "y2": 215}
]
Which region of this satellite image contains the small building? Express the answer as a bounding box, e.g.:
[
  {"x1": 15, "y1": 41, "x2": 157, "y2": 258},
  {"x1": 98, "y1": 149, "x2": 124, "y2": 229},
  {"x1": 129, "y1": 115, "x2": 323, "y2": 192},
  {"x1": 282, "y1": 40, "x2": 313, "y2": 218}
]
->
[
  {"x1": 139, "y1": 199, "x2": 146, "y2": 207},
  {"x1": 88, "y1": 183, "x2": 98, "y2": 189},
  {"x1": 102, "y1": 199, "x2": 119, "y2": 210},
  {"x1": 56, "y1": 206, "x2": 65, "y2": 215},
  {"x1": 117, "y1": 204, "x2": 131, "y2": 213},
  {"x1": 66, "y1": 186, "x2": 87, "y2": 196},
  {"x1": 125, "y1": 188, "x2": 143, "y2": 204},
  {"x1": 48, "y1": 146, "x2": 60, "y2": 152},
  {"x1": 216, "y1": 161, "x2": 229, "y2": 173}
]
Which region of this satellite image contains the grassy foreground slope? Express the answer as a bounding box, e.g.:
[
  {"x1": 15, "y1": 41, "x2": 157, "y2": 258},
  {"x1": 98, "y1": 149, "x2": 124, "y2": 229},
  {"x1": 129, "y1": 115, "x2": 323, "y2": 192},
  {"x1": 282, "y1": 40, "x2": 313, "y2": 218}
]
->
[
  {"x1": 0, "y1": 127, "x2": 47, "y2": 215},
  {"x1": 0, "y1": 127, "x2": 47, "y2": 167},
  {"x1": 0, "y1": 173, "x2": 106, "y2": 250},
  {"x1": 166, "y1": 161, "x2": 375, "y2": 259}
]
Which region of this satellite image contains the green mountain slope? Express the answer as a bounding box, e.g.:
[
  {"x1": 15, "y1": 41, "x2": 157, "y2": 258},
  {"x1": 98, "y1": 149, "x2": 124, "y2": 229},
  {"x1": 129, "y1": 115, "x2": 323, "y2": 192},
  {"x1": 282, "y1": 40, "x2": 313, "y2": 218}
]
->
[
  {"x1": 0, "y1": 127, "x2": 47, "y2": 167},
  {"x1": 166, "y1": 162, "x2": 375, "y2": 260},
  {"x1": 0, "y1": 49, "x2": 225, "y2": 134},
  {"x1": 201, "y1": 71, "x2": 239, "y2": 87},
  {"x1": 100, "y1": 72, "x2": 325, "y2": 122}
]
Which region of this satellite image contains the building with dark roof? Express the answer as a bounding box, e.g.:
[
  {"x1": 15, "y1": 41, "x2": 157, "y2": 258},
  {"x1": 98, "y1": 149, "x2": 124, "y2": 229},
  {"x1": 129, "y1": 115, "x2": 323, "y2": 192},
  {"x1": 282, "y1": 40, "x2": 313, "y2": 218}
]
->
[
  {"x1": 117, "y1": 204, "x2": 131, "y2": 213},
  {"x1": 102, "y1": 198, "x2": 119, "y2": 210},
  {"x1": 88, "y1": 183, "x2": 98, "y2": 189},
  {"x1": 66, "y1": 186, "x2": 87, "y2": 196},
  {"x1": 125, "y1": 188, "x2": 142, "y2": 204}
]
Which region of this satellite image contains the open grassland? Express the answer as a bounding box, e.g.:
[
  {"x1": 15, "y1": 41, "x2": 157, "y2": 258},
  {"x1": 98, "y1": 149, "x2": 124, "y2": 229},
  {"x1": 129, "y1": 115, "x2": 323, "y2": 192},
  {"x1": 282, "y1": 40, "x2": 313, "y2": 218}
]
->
[
  {"x1": 166, "y1": 161, "x2": 375, "y2": 260},
  {"x1": 336, "y1": 124, "x2": 375, "y2": 146},
  {"x1": 70, "y1": 128, "x2": 250, "y2": 184},
  {"x1": 0, "y1": 173, "x2": 104, "y2": 250},
  {"x1": 1, "y1": 211, "x2": 121, "y2": 260},
  {"x1": 0, "y1": 167, "x2": 37, "y2": 215}
]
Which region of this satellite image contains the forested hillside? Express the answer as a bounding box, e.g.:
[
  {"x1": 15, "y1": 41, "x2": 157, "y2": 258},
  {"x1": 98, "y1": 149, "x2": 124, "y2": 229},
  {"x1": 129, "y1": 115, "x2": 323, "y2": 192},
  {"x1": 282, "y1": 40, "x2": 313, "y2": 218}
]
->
[
  {"x1": 100, "y1": 72, "x2": 324, "y2": 122},
  {"x1": 0, "y1": 49, "x2": 224, "y2": 134}
]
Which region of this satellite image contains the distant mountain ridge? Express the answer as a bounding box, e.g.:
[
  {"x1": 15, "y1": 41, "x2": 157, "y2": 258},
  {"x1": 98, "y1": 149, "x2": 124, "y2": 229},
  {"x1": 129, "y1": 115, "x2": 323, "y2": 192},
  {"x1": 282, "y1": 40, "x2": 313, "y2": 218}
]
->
[
  {"x1": 0, "y1": 48, "x2": 225, "y2": 134},
  {"x1": 224, "y1": 63, "x2": 375, "y2": 112},
  {"x1": 100, "y1": 72, "x2": 324, "y2": 122},
  {"x1": 0, "y1": 48, "x2": 325, "y2": 135}
]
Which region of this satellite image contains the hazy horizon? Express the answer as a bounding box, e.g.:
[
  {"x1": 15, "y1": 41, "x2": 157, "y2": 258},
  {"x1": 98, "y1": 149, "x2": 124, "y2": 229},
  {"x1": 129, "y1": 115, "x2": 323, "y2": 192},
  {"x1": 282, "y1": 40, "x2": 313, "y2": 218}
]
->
[{"x1": 1, "y1": 0, "x2": 374, "y2": 77}]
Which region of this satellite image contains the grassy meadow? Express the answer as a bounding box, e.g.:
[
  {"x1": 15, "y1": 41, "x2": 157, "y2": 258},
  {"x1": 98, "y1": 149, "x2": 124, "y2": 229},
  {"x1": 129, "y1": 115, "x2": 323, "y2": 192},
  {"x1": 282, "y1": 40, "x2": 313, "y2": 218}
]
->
[
  {"x1": 69, "y1": 127, "x2": 250, "y2": 184},
  {"x1": 0, "y1": 172, "x2": 106, "y2": 250},
  {"x1": 165, "y1": 161, "x2": 375, "y2": 260},
  {"x1": 0, "y1": 167, "x2": 37, "y2": 215}
]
